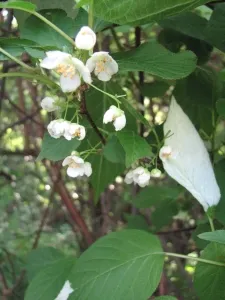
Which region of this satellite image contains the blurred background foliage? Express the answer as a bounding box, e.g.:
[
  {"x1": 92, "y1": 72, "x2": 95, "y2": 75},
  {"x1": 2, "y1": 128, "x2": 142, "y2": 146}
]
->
[{"x1": 1, "y1": 1, "x2": 225, "y2": 299}]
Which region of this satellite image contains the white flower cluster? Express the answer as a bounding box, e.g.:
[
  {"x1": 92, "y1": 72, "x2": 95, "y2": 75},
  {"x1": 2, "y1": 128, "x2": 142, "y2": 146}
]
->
[
  {"x1": 62, "y1": 154, "x2": 92, "y2": 178},
  {"x1": 40, "y1": 26, "x2": 126, "y2": 144},
  {"x1": 40, "y1": 26, "x2": 118, "y2": 92},
  {"x1": 159, "y1": 97, "x2": 221, "y2": 211},
  {"x1": 124, "y1": 166, "x2": 161, "y2": 188},
  {"x1": 47, "y1": 119, "x2": 86, "y2": 140}
]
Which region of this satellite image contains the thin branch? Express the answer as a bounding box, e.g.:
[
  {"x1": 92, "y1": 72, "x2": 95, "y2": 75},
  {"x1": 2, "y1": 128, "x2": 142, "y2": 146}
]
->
[{"x1": 80, "y1": 89, "x2": 106, "y2": 145}]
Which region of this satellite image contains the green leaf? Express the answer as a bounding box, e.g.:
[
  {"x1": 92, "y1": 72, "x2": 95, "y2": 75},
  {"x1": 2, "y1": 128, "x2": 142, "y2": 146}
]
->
[
  {"x1": 76, "y1": 0, "x2": 91, "y2": 8},
  {"x1": 119, "y1": 97, "x2": 150, "y2": 128},
  {"x1": 198, "y1": 230, "x2": 225, "y2": 245},
  {"x1": 124, "y1": 214, "x2": 149, "y2": 231},
  {"x1": 205, "y1": 3, "x2": 225, "y2": 52},
  {"x1": 113, "y1": 42, "x2": 197, "y2": 80},
  {"x1": 90, "y1": 154, "x2": 125, "y2": 203},
  {"x1": 20, "y1": 9, "x2": 75, "y2": 49},
  {"x1": 103, "y1": 135, "x2": 126, "y2": 164},
  {"x1": 174, "y1": 67, "x2": 221, "y2": 135},
  {"x1": 194, "y1": 243, "x2": 225, "y2": 300},
  {"x1": 37, "y1": 133, "x2": 81, "y2": 162},
  {"x1": 116, "y1": 131, "x2": 152, "y2": 167},
  {"x1": 25, "y1": 258, "x2": 75, "y2": 300},
  {"x1": 160, "y1": 12, "x2": 207, "y2": 41},
  {"x1": 0, "y1": 38, "x2": 41, "y2": 60},
  {"x1": 131, "y1": 186, "x2": 180, "y2": 208},
  {"x1": 192, "y1": 222, "x2": 212, "y2": 249},
  {"x1": 141, "y1": 81, "x2": 170, "y2": 98},
  {"x1": 215, "y1": 160, "x2": 225, "y2": 223},
  {"x1": 93, "y1": 0, "x2": 210, "y2": 25},
  {"x1": 0, "y1": 1, "x2": 36, "y2": 11},
  {"x1": 216, "y1": 98, "x2": 225, "y2": 118},
  {"x1": 26, "y1": 247, "x2": 64, "y2": 281},
  {"x1": 69, "y1": 230, "x2": 164, "y2": 300},
  {"x1": 151, "y1": 201, "x2": 178, "y2": 231}
]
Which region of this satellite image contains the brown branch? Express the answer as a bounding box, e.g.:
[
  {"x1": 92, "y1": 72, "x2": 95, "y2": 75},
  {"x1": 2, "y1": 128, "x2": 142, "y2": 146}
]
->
[
  {"x1": 135, "y1": 26, "x2": 145, "y2": 136},
  {"x1": 80, "y1": 89, "x2": 106, "y2": 145},
  {"x1": 0, "y1": 149, "x2": 37, "y2": 156},
  {"x1": 48, "y1": 164, "x2": 93, "y2": 246},
  {"x1": 32, "y1": 197, "x2": 52, "y2": 249},
  {"x1": 157, "y1": 226, "x2": 196, "y2": 235}
]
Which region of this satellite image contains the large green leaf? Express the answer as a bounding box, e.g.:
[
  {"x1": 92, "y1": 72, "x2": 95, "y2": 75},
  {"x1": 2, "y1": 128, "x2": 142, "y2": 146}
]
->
[
  {"x1": 69, "y1": 230, "x2": 164, "y2": 300},
  {"x1": 26, "y1": 247, "x2": 64, "y2": 281},
  {"x1": 205, "y1": 4, "x2": 225, "y2": 52},
  {"x1": 194, "y1": 243, "x2": 225, "y2": 300},
  {"x1": 141, "y1": 81, "x2": 170, "y2": 98},
  {"x1": 0, "y1": 38, "x2": 45, "y2": 60},
  {"x1": 0, "y1": 1, "x2": 36, "y2": 11},
  {"x1": 90, "y1": 154, "x2": 125, "y2": 203},
  {"x1": 160, "y1": 12, "x2": 207, "y2": 41},
  {"x1": 25, "y1": 258, "x2": 75, "y2": 300},
  {"x1": 117, "y1": 131, "x2": 152, "y2": 167},
  {"x1": 37, "y1": 133, "x2": 81, "y2": 162},
  {"x1": 113, "y1": 42, "x2": 197, "y2": 80},
  {"x1": 20, "y1": 9, "x2": 76, "y2": 49},
  {"x1": 174, "y1": 67, "x2": 221, "y2": 135},
  {"x1": 216, "y1": 98, "x2": 225, "y2": 118},
  {"x1": 124, "y1": 214, "x2": 149, "y2": 231},
  {"x1": 215, "y1": 160, "x2": 225, "y2": 223},
  {"x1": 198, "y1": 230, "x2": 225, "y2": 245},
  {"x1": 103, "y1": 135, "x2": 126, "y2": 164},
  {"x1": 131, "y1": 186, "x2": 180, "y2": 208},
  {"x1": 93, "y1": 0, "x2": 209, "y2": 25}
]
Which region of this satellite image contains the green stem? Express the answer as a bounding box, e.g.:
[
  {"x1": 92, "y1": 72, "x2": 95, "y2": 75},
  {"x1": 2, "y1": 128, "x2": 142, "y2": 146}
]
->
[
  {"x1": 33, "y1": 12, "x2": 75, "y2": 47},
  {"x1": 88, "y1": 0, "x2": 94, "y2": 29},
  {"x1": 90, "y1": 83, "x2": 121, "y2": 105},
  {"x1": 163, "y1": 252, "x2": 225, "y2": 267},
  {"x1": 0, "y1": 47, "x2": 35, "y2": 71},
  {"x1": 208, "y1": 215, "x2": 215, "y2": 232},
  {"x1": 0, "y1": 72, "x2": 58, "y2": 88}
]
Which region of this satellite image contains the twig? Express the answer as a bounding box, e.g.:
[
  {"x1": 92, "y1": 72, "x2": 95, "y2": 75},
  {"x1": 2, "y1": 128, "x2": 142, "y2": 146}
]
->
[{"x1": 80, "y1": 89, "x2": 106, "y2": 145}]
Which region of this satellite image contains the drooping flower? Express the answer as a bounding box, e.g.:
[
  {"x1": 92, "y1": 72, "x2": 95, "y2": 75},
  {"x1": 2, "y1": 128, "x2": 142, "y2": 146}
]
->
[
  {"x1": 41, "y1": 97, "x2": 60, "y2": 112},
  {"x1": 64, "y1": 122, "x2": 86, "y2": 141},
  {"x1": 75, "y1": 26, "x2": 96, "y2": 50},
  {"x1": 150, "y1": 168, "x2": 162, "y2": 178},
  {"x1": 103, "y1": 105, "x2": 126, "y2": 131},
  {"x1": 47, "y1": 119, "x2": 67, "y2": 139},
  {"x1": 55, "y1": 280, "x2": 74, "y2": 300},
  {"x1": 62, "y1": 155, "x2": 92, "y2": 178},
  {"x1": 40, "y1": 51, "x2": 92, "y2": 92},
  {"x1": 125, "y1": 167, "x2": 150, "y2": 187},
  {"x1": 159, "y1": 97, "x2": 221, "y2": 211},
  {"x1": 86, "y1": 52, "x2": 118, "y2": 81}
]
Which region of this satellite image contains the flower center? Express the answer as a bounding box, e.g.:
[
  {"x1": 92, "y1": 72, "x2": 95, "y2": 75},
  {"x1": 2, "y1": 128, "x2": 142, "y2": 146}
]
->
[
  {"x1": 56, "y1": 63, "x2": 76, "y2": 79},
  {"x1": 70, "y1": 161, "x2": 80, "y2": 168},
  {"x1": 73, "y1": 128, "x2": 81, "y2": 137},
  {"x1": 95, "y1": 61, "x2": 105, "y2": 73}
]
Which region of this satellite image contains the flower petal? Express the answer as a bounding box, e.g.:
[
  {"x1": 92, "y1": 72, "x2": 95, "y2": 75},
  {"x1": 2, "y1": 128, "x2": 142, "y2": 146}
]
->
[
  {"x1": 55, "y1": 280, "x2": 74, "y2": 300},
  {"x1": 161, "y1": 97, "x2": 221, "y2": 211},
  {"x1": 67, "y1": 167, "x2": 82, "y2": 178},
  {"x1": 60, "y1": 74, "x2": 81, "y2": 93},
  {"x1": 40, "y1": 51, "x2": 70, "y2": 69},
  {"x1": 62, "y1": 156, "x2": 73, "y2": 167},
  {"x1": 84, "y1": 162, "x2": 92, "y2": 177},
  {"x1": 97, "y1": 71, "x2": 112, "y2": 82},
  {"x1": 75, "y1": 26, "x2": 96, "y2": 50},
  {"x1": 113, "y1": 114, "x2": 126, "y2": 131}
]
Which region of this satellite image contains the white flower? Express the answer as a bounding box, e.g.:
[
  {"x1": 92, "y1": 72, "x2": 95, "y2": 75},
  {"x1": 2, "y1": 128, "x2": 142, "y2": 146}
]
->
[
  {"x1": 55, "y1": 280, "x2": 74, "y2": 300},
  {"x1": 64, "y1": 122, "x2": 86, "y2": 141},
  {"x1": 62, "y1": 155, "x2": 92, "y2": 178},
  {"x1": 47, "y1": 119, "x2": 67, "y2": 139},
  {"x1": 103, "y1": 105, "x2": 126, "y2": 131},
  {"x1": 151, "y1": 168, "x2": 162, "y2": 178},
  {"x1": 40, "y1": 51, "x2": 92, "y2": 93},
  {"x1": 125, "y1": 167, "x2": 150, "y2": 187},
  {"x1": 75, "y1": 26, "x2": 96, "y2": 50},
  {"x1": 41, "y1": 97, "x2": 60, "y2": 112},
  {"x1": 86, "y1": 51, "x2": 118, "y2": 81},
  {"x1": 159, "y1": 97, "x2": 221, "y2": 211}
]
